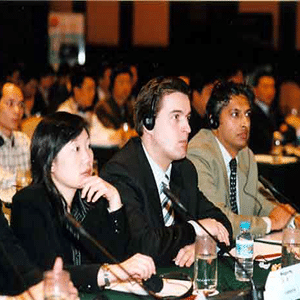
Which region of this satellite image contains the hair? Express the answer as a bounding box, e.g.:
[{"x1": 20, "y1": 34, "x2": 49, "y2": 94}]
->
[
  {"x1": 252, "y1": 70, "x2": 275, "y2": 87},
  {"x1": 31, "y1": 111, "x2": 89, "y2": 221},
  {"x1": 134, "y1": 76, "x2": 191, "y2": 136},
  {"x1": 206, "y1": 81, "x2": 254, "y2": 129},
  {"x1": 109, "y1": 63, "x2": 133, "y2": 93},
  {"x1": 70, "y1": 64, "x2": 92, "y2": 94}
]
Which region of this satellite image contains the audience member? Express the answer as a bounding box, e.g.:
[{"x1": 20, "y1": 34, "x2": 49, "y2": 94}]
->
[
  {"x1": 101, "y1": 77, "x2": 232, "y2": 267},
  {"x1": 0, "y1": 205, "x2": 78, "y2": 299},
  {"x1": 97, "y1": 62, "x2": 112, "y2": 102},
  {"x1": 0, "y1": 83, "x2": 31, "y2": 207},
  {"x1": 95, "y1": 63, "x2": 135, "y2": 131},
  {"x1": 48, "y1": 63, "x2": 72, "y2": 114},
  {"x1": 11, "y1": 112, "x2": 155, "y2": 292},
  {"x1": 188, "y1": 72, "x2": 218, "y2": 140},
  {"x1": 32, "y1": 65, "x2": 56, "y2": 116},
  {"x1": 187, "y1": 81, "x2": 295, "y2": 238}
]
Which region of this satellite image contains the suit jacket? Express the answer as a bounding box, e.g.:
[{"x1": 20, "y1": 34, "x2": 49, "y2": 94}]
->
[
  {"x1": 101, "y1": 137, "x2": 232, "y2": 266},
  {"x1": 0, "y1": 206, "x2": 42, "y2": 295},
  {"x1": 11, "y1": 183, "x2": 129, "y2": 292},
  {"x1": 187, "y1": 129, "x2": 276, "y2": 239}
]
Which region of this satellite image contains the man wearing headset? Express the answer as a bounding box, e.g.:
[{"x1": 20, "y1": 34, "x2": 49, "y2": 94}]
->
[
  {"x1": 187, "y1": 81, "x2": 296, "y2": 239},
  {"x1": 101, "y1": 76, "x2": 232, "y2": 267}
]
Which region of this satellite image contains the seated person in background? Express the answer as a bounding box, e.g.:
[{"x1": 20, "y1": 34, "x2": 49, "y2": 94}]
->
[
  {"x1": 95, "y1": 63, "x2": 137, "y2": 147},
  {"x1": 187, "y1": 81, "x2": 296, "y2": 239},
  {"x1": 101, "y1": 77, "x2": 232, "y2": 267},
  {"x1": 249, "y1": 70, "x2": 296, "y2": 154},
  {"x1": 96, "y1": 61, "x2": 112, "y2": 102},
  {"x1": 0, "y1": 83, "x2": 31, "y2": 207},
  {"x1": 0, "y1": 205, "x2": 78, "y2": 299},
  {"x1": 57, "y1": 65, "x2": 122, "y2": 151},
  {"x1": 188, "y1": 71, "x2": 219, "y2": 140},
  {"x1": 11, "y1": 112, "x2": 155, "y2": 292}
]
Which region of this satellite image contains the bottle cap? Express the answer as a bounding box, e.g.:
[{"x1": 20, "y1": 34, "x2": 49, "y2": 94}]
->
[{"x1": 240, "y1": 221, "x2": 250, "y2": 230}]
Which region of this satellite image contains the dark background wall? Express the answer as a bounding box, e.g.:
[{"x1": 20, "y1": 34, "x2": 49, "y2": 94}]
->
[{"x1": 0, "y1": 1, "x2": 299, "y2": 83}]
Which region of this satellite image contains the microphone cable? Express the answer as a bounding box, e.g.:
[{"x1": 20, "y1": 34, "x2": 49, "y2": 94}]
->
[
  {"x1": 162, "y1": 184, "x2": 261, "y2": 300},
  {"x1": 65, "y1": 213, "x2": 194, "y2": 300}
]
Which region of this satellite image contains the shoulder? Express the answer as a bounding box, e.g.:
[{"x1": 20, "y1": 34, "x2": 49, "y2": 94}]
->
[
  {"x1": 13, "y1": 184, "x2": 49, "y2": 207},
  {"x1": 14, "y1": 131, "x2": 30, "y2": 146},
  {"x1": 188, "y1": 129, "x2": 216, "y2": 153},
  {"x1": 188, "y1": 129, "x2": 219, "y2": 160}
]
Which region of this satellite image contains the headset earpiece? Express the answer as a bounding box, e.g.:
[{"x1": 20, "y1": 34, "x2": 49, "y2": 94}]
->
[{"x1": 209, "y1": 115, "x2": 219, "y2": 129}]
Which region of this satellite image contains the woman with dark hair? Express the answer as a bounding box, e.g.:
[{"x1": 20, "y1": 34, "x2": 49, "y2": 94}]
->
[{"x1": 11, "y1": 112, "x2": 155, "y2": 292}]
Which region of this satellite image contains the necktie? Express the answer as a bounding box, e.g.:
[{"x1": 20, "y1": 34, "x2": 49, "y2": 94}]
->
[
  {"x1": 229, "y1": 158, "x2": 238, "y2": 214},
  {"x1": 160, "y1": 175, "x2": 175, "y2": 226}
]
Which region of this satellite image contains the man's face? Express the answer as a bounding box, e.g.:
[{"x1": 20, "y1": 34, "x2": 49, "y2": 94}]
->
[
  {"x1": 113, "y1": 73, "x2": 132, "y2": 105},
  {"x1": 74, "y1": 77, "x2": 96, "y2": 108},
  {"x1": 214, "y1": 95, "x2": 251, "y2": 157},
  {"x1": 0, "y1": 83, "x2": 24, "y2": 137},
  {"x1": 254, "y1": 76, "x2": 276, "y2": 107},
  {"x1": 148, "y1": 92, "x2": 191, "y2": 170}
]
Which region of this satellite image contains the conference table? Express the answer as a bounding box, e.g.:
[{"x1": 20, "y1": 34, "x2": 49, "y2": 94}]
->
[{"x1": 79, "y1": 241, "x2": 280, "y2": 300}]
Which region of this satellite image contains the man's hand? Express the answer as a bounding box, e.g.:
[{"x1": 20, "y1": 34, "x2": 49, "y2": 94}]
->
[
  {"x1": 174, "y1": 243, "x2": 195, "y2": 267},
  {"x1": 197, "y1": 219, "x2": 230, "y2": 246},
  {"x1": 269, "y1": 204, "x2": 295, "y2": 231}
]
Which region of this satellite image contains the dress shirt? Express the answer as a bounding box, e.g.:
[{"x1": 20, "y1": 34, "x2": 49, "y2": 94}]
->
[
  {"x1": 142, "y1": 143, "x2": 202, "y2": 235},
  {"x1": 215, "y1": 136, "x2": 271, "y2": 233}
]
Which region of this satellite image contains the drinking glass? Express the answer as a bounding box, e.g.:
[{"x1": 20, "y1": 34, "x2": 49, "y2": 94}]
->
[
  {"x1": 282, "y1": 228, "x2": 300, "y2": 268},
  {"x1": 193, "y1": 235, "x2": 218, "y2": 295}
]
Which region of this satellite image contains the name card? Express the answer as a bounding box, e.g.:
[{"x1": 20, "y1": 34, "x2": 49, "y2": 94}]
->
[{"x1": 264, "y1": 263, "x2": 300, "y2": 300}]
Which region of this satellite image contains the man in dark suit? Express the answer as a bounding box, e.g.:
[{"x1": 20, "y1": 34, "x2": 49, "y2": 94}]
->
[{"x1": 101, "y1": 77, "x2": 232, "y2": 267}]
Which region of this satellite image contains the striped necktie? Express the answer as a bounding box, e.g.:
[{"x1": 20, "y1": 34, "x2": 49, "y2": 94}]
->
[
  {"x1": 160, "y1": 175, "x2": 175, "y2": 226},
  {"x1": 229, "y1": 158, "x2": 238, "y2": 214}
]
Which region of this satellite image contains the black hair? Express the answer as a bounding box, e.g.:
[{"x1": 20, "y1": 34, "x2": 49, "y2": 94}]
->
[
  {"x1": 206, "y1": 81, "x2": 254, "y2": 129},
  {"x1": 31, "y1": 112, "x2": 89, "y2": 222}
]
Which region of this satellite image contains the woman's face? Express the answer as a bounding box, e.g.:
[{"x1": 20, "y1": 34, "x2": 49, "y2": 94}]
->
[{"x1": 51, "y1": 129, "x2": 94, "y2": 199}]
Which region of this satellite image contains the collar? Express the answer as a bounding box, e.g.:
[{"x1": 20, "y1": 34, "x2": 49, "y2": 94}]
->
[
  {"x1": 0, "y1": 130, "x2": 15, "y2": 147},
  {"x1": 215, "y1": 136, "x2": 238, "y2": 172},
  {"x1": 142, "y1": 142, "x2": 172, "y2": 192},
  {"x1": 255, "y1": 99, "x2": 270, "y2": 116}
]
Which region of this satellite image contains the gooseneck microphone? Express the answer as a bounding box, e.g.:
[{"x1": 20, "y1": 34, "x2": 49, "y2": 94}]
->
[
  {"x1": 162, "y1": 184, "x2": 260, "y2": 300},
  {"x1": 259, "y1": 175, "x2": 299, "y2": 212},
  {"x1": 65, "y1": 213, "x2": 160, "y2": 299}
]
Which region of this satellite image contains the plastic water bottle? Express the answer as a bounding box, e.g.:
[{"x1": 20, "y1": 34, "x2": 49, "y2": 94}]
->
[{"x1": 235, "y1": 221, "x2": 254, "y2": 281}]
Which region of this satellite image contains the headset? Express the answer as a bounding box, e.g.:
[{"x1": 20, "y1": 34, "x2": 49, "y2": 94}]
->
[
  {"x1": 208, "y1": 113, "x2": 219, "y2": 129},
  {"x1": 143, "y1": 92, "x2": 158, "y2": 131}
]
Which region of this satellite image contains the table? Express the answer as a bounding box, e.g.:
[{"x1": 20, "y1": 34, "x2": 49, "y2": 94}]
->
[{"x1": 80, "y1": 255, "x2": 277, "y2": 300}]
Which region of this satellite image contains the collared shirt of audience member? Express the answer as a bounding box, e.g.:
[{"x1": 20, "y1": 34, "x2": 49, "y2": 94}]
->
[
  {"x1": 11, "y1": 112, "x2": 155, "y2": 293},
  {"x1": 101, "y1": 76, "x2": 233, "y2": 268},
  {"x1": 187, "y1": 81, "x2": 297, "y2": 238},
  {"x1": 0, "y1": 204, "x2": 78, "y2": 299},
  {"x1": 249, "y1": 70, "x2": 296, "y2": 154},
  {"x1": 0, "y1": 83, "x2": 31, "y2": 206}
]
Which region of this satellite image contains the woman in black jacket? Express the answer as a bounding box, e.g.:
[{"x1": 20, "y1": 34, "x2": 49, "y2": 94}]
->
[{"x1": 11, "y1": 112, "x2": 155, "y2": 292}]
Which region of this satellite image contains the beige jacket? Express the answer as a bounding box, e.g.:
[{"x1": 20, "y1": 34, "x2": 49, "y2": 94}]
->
[{"x1": 187, "y1": 129, "x2": 276, "y2": 239}]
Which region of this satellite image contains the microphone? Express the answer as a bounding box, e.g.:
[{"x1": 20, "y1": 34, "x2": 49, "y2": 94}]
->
[
  {"x1": 162, "y1": 184, "x2": 261, "y2": 300},
  {"x1": 65, "y1": 213, "x2": 160, "y2": 299},
  {"x1": 259, "y1": 175, "x2": 299, "y2": 212}
]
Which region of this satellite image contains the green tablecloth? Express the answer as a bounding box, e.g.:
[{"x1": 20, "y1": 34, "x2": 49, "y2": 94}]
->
[{"x1": 80, "y1": 256, "x2": 278, "y2": 299}]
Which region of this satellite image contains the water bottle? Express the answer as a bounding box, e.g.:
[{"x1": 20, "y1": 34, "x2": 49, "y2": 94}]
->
[{"x1": 235, "y1": 221, "x2": 254, "y2": 282}]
